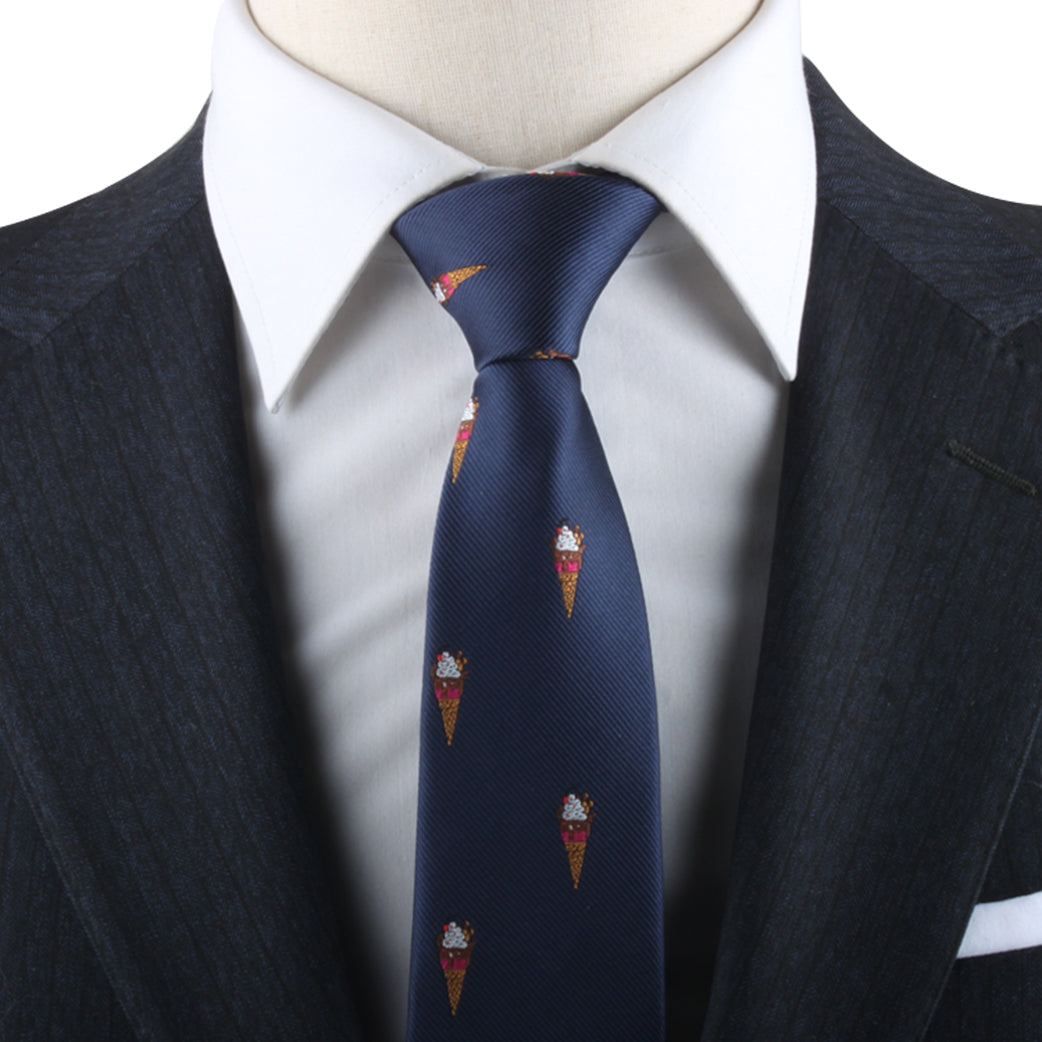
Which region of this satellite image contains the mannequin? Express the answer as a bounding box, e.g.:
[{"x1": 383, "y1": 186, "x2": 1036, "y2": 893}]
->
[{"x1": 248, "y1": 0, "x2": 763, "y2": 169}]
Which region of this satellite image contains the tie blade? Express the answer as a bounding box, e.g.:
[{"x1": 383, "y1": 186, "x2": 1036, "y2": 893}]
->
[{"x1": 405, "y1": 174, "x2": 665, "y2": 1041}]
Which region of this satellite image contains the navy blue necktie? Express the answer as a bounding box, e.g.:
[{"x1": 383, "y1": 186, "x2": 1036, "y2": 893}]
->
[{"x1": 393, "y1": 171, "x2": 666, "y2": 1041}]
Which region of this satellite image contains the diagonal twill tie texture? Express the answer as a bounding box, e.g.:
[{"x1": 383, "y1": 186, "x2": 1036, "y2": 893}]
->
[{"x1": 393, "y1": 171, "x2": 666, "y2": 1041}]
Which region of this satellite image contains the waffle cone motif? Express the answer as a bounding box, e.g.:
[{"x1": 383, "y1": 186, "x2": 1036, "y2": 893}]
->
[
  {"x1": 439, "y1": 921, "x2": 475, "y2": 1015},
  {"x1": 558, "y1": 793, "x2": 595, "y2": 888},
  {"x1": 552, "y1": 520, "x2": 585, "y2": 619},
  {"x1": 438, "y1": 699, "x2": 460, "y2": 745},
  {"x1": 430, "y1": 265, "x2": 487, "y2": 305},
  {"x1": 451, "y1": 397, "x2": 478, "y2": 483},
  {"x1": 431, "y1": 650, "x2": 468, "y2": 745},
  {"x1": 565, "y1": 842, "x2": 587, "y2": 888}
]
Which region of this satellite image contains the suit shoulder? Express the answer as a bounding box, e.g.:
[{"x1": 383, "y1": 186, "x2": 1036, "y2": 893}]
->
[
  {"x1": 0, "y1": 107, "x2": 210, "y2": 349},
  {"x1": 806, "y1": 61, "x2": 1042, "y2": 337}
]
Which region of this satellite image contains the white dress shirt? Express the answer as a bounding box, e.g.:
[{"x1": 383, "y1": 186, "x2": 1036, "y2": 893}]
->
[{"x1": 203, "y1": 0, "x2": 816, "y2": 1034}]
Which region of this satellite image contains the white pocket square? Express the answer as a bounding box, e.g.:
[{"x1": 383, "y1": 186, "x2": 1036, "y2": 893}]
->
[{"x1": 958, "y1": 890, "x2": 1042, "y2": 958}]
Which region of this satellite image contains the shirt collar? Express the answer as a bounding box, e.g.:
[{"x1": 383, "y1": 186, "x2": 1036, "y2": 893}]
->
[{"x1": 203, "y1": 0, "x2": 815, "y2": 412}]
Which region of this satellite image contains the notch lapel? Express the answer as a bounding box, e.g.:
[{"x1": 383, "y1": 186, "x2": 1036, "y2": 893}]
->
[
  {"x1": 0, "y1": 119, "x2": 362, "y2": 1040},
  {"x1": 703, "y1": 69, "x2": 1042, "y2": 1040}
]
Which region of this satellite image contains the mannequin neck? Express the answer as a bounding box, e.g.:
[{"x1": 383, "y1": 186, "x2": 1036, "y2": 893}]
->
[{"x1": 247, "y1": 0, "x2": 763, "y2": 169}]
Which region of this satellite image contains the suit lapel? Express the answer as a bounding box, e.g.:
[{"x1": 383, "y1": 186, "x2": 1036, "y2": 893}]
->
[
  {"x1": 703, "y1": 69, "x2": 1042, "y2": 1040},
  {"x1": 0, "y1": 119, "x2": 363, "y2": 1040}
]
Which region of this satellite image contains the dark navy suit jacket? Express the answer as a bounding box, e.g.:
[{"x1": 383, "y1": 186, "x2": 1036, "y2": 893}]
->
[{"x1": 1, "y1": 64, "x2": 1042, "y2": 1040}]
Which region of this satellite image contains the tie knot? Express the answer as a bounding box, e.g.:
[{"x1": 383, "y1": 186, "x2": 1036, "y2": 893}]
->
[{"x1": 392, "y1": 172, "x2": 661, "y2": 369}]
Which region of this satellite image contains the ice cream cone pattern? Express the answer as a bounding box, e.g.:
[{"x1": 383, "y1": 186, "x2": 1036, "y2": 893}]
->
[
  {"x1": 558, "y1": 793, "x2": 595, "y2": 888},
  {"x1": 439, "y1": 921, "x2": 475, "y2": 1015},
  {"x1": 431, "y1": 650, "x2": 469, "y2": 745},
  {"x1": 430, "y1": 265, "x2": 487, "y2": 305},
  {"x1": 451, "y1": 397, "x2": 478, "y2": 483},
  {"x1": 552, "y1": 520, "x2": 585, "y2": 619}
]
